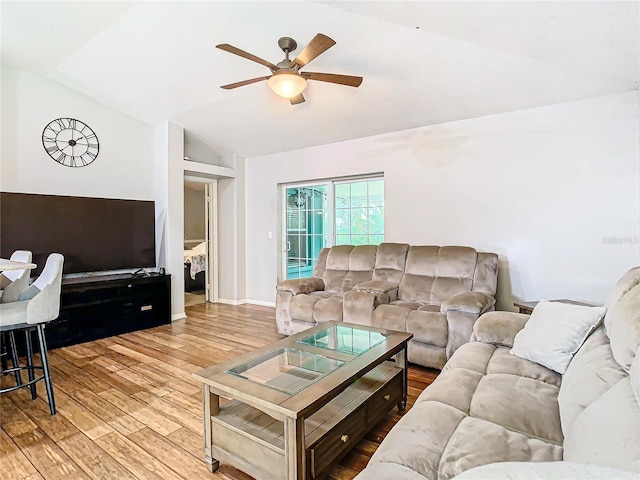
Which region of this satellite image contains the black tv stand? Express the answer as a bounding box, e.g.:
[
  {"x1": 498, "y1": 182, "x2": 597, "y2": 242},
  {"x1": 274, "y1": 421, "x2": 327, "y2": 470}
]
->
[{"x1": 47, "y1": 272, "x2": 172, "y2": 350}]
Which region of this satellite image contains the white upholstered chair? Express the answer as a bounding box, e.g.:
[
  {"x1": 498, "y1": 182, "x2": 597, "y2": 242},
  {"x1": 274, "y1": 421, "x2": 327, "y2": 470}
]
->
[
  {"x1": 0, "y1": 250, "x2": 33, "y2": 385},
  {"x1": 0, "y1": 253, "x2": 64, "y2": 415},
  {"x1": 0, "y1": 250, "x2": 33, "y2": 303}
]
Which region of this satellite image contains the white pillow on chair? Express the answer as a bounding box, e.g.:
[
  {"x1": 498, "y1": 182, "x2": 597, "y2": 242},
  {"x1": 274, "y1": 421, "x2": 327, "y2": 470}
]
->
[{"x1": 510, "y1": 300, "x2": 606, "y2": 374}]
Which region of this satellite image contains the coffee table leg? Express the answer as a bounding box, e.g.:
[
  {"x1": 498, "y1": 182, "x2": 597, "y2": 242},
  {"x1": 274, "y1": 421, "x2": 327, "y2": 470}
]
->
[
  {"x1": 202, "y1": 384, "x2": 220, "y2": 472},
  {"x1": 395, "y1": 347, "x2": 408, "y2": 411},
  {"x1": 284, "y1": 417, "x2": 305, "y2": 480}
]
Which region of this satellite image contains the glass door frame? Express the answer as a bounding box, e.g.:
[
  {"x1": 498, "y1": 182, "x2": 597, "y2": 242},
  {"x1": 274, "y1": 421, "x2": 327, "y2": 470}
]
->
[
  {"x1": 280, "y1": 181, "x2": 334, "y2": 281},
  {"x1": 279, "y1": 173, "x2": 384, "y2": 282}
]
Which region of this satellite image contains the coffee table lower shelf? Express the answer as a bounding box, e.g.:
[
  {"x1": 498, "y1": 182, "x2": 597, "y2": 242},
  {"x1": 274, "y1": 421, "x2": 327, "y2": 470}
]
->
[{"x1": 209, "y1": 361, "x2": 402, "y2": 480}]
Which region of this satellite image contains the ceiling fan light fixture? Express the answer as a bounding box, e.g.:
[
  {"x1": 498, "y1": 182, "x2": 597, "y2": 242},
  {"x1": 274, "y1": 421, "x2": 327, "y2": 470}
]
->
[{"x1": 267, "y1": 71, "x2": 307, "y2": 99}]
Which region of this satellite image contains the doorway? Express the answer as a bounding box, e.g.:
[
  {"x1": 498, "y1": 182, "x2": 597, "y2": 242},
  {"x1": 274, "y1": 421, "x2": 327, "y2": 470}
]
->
[{"x1": 184, "y1": 180, "x2": 207, "y2": 307}]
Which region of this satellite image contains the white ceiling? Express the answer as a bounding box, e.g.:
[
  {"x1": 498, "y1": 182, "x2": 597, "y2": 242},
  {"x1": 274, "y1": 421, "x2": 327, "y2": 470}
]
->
[{"x1": 2, "y1": 1, "x2": 638, "y2": 158}]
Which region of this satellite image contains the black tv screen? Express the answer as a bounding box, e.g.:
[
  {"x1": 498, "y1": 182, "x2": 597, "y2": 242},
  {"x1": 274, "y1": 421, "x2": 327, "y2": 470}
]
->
[{"x1": 0, "y1": 192, "x2": 156, "y2": 276}]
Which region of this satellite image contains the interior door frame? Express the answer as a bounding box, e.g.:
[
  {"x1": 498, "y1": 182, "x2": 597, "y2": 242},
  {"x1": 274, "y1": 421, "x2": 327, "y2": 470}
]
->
[{"x1": 205, "y1": 181, "x2": 219, "y2": 303}]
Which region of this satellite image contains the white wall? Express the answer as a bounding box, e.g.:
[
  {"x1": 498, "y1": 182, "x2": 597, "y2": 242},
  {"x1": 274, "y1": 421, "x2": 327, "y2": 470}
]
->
[
  {"x1": 1, "y1": 65, "x2": 154, "y2": 199},
  {"x1": 217, "y1": 153, "x2": 247, "y2": 304},
  {"x1": 0, "y1": 65, "x2": 189, "y2": 317},
  {"x1": 5, "y1": 63, "x2": 638, "y2": 312},
  {"x1": 184, "y1": 131, "x2": 222, "y2": 166},
  {"x1": 245, "y1": 92, "x2": 640, "y2": 310},
  {"x1": 184, "y1": 185, "x2": 206, "y2": 241},
  {"x1": 153, "y1": 122, "x2": 186, "y2": 319}
]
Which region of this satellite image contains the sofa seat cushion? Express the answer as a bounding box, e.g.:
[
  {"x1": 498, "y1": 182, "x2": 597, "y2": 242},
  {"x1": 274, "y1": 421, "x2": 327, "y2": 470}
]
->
[
  {"x1": 366, "y1": 401, "x2": 562, "y2": 480},
  {"x1": 417, "y1": 304, "x2": 440, "y2": 312},
  {"x1": 289, "y1": 292, "x2": 344, "y2": 323},
  {"x1": 468, "y1": 374, "x2": 563, "y2": 444},
  {"x1": 389, "y1": 300, "x2": 423, "y2": 309},
  {"x1": 372, "y1": 303, "x2": 412, "y2": 331},
  {"x1": 356, "y1": 462, "x2": 429, "y2": 480},
  {"x1": 313, "y1": 295, "x2": 344, "y2": 323},
  {"x1": 420, "y1": 343, "x2": 563, "y2": 444},
  {"x1": 372, "y1": 302, "x2": 447, "y2": 341},
  {"x1": 443, "y1": 343, "x2": 562, "y2": 387},
  {"x1": 407, "y1": 310, "x2": 448, "y2": 347},
  {"x1": 362, "y1": 341, "x2": 563, "y2": 480}
]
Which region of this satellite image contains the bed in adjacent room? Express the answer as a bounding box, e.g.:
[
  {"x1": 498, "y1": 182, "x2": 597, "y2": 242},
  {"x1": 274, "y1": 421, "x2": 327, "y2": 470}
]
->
[{"x1": 184, "y1": 241, "x2": 206, "y2": 292}]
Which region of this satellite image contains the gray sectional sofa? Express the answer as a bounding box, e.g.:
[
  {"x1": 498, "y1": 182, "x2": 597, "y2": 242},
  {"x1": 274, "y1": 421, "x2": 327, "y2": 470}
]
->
[
  {"x1": 276, "y1": 243, "x2": 499, "y2": 369},
  {"x1": 355, "y1": 266, "x2": 640, "y2": 480}
]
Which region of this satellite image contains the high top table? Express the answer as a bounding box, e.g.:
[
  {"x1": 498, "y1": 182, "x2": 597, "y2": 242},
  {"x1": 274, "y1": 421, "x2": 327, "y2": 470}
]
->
[
  {"x1": 194, "y1": 321, "x2": 412, "y2": 480},
  {"x1": 0, "y1": 259, "x2": 37, "y2": 272}
]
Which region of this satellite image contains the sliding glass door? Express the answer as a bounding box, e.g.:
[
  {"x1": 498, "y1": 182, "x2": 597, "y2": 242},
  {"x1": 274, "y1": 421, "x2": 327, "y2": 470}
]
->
[
  {"x1": 285, "y1": 184, "x2": 328, "y2": 279},
  {"x1": 282, "y1": 176, "x2": 384, "y2": 280}
]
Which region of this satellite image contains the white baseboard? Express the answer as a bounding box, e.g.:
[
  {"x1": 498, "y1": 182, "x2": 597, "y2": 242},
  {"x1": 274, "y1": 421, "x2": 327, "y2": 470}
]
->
[
  {"x1": 246, "y1": 299, "x2": 276, "y2": 308},
  {"x1": 216, "y1": 298, "x2": 276, "y2": 308},
  {"x1": 172, "y1": 312, "x2": 187, "y2": 321},
  {"x1": 217, "y1": 298, "x2": 246, "y2": 306}
]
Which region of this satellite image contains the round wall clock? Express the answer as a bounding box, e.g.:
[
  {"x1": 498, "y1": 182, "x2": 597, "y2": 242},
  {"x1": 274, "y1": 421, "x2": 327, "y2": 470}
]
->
[{"x1": 42, "y1": 118, "x2": 99, "y2": 167}]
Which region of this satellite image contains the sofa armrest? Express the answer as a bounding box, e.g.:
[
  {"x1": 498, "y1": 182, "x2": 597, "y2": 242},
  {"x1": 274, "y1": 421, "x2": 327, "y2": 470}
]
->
[
  {"x1": 344, "y1": 289, "x2": 395, "y2": 326},
  {"x1": 471, "y1": 311, "x2": 530, "y2": 348},
  {"x1": 276, "y1": 277, "x2": 324, "y2": 295},
  {"x1": 354, "y1": 280, "x2": 399, "y2": 295},
  {"x1": 441, "y1": 291, "x2": 495, "y2": 315}
]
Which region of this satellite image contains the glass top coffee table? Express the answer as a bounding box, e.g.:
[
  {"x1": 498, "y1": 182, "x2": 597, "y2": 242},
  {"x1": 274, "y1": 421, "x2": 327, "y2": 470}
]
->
[{"x1": 193, "y1": 321, "x2": 412, "y2": 480}]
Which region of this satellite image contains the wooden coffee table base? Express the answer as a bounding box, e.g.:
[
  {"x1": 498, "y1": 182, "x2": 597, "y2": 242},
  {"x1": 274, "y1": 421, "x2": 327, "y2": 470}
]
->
[
  {"x1": 195, "y1": 321, "x2": 412, "y2": 480},
  {"x1": 202, "y1": 361, "x2": 404, "y2": 480}
]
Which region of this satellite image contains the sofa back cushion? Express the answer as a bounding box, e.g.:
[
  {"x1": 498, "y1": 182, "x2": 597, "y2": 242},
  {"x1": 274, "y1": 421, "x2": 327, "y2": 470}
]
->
[
  {"x1": 322, "y1": 245, "x2": 376, "y2": 293},
  {"x1": 312, "y1": 247, "x2": 330, "y2": 278},
  {"x1": 560, "y1": 266, "x2": 640, "y2": 473},
  {"x1": 322, "y1": 245, "x2": 354, "y2": 292},
  {"x1": 562, "y1": 360, "x2": 639, "y2": 472},
  {"x1": 473, "y1": 252, "x2": 499, "y2": 295},
  {"x1": 371, "y1": 243, "x2": 409, "y2": 283},
  {"x1": 398, "y1": 246, "x2": 479, "y2": 304},
  {"x1": 558, "y1": 327, "x2": 627, "y2": 435},
  {"x1": 607, "y1": 283, "x2": 640, "y2": 372},
  {"x1": 604, "y1": 266, "x2": 640, "y2": 334},
  {"x1": 342, "y1": 245, "x2": 377, "y2": 292}
]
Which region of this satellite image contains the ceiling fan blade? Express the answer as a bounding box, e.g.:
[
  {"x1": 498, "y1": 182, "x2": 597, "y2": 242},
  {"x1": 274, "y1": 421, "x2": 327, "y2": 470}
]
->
[
  {"x1": 220, "y1": 76, "x2": 270, "y2": 90},
  {"x1": 290, "y1": 94, "x2": 305, "y2": 105},
  {"x1": 216, "y1": 44, "x2": 278, "y2": 71},
  {"x1": 292, "y1": 34, "x2": 336, "y2": 68},
  {"x1": 301, "y1": 72, "x2": 363, "y2": 87}
]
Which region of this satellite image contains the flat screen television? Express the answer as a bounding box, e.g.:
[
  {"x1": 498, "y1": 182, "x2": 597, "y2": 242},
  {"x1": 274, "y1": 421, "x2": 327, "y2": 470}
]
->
[{"x1": 0, "y1": 192, "x2": 156, "y2": 277}]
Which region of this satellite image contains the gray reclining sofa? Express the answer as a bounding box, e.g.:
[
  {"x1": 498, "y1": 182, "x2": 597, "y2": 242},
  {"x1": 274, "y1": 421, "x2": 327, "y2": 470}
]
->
[
  {"x1": 276, "y1": 243, "x2": 499, "y2": 369},
  {"x1": 354, "y1": 266, "x2": 640, "y2": 480}
]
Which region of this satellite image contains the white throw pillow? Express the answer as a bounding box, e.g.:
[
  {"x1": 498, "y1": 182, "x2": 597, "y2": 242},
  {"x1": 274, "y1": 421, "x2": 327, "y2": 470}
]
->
[{"x1": 510, "y1": 300, "x2": 606, "y2": 374}]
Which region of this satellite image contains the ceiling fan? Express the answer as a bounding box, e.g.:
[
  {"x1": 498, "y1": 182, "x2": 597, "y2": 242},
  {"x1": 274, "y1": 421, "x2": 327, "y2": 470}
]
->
[{"x1": 216, "y1": 33, "x2": 363, "y2": 105}]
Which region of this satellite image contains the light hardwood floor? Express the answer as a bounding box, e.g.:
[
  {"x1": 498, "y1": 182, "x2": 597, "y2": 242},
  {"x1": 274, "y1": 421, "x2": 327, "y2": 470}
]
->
[{"x1": 1, "y1": 303, "x2": 438, "y2": 480}]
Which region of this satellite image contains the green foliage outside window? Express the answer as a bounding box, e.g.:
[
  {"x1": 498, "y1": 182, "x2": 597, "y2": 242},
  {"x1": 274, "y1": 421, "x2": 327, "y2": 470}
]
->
[{"x1": 335, "y1": 179, "x2": 384, "y2": 245}]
